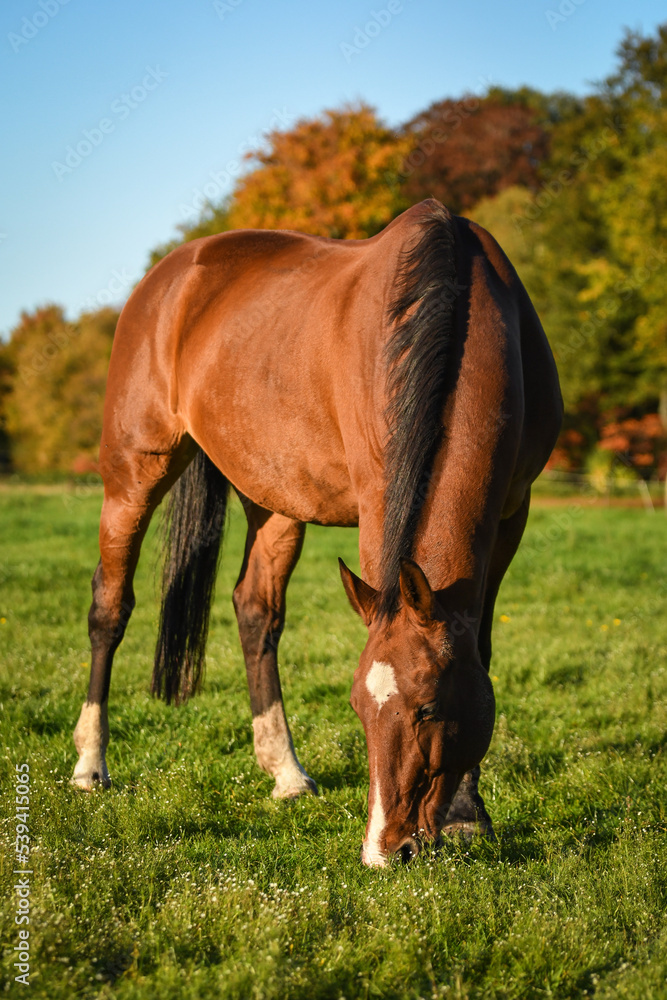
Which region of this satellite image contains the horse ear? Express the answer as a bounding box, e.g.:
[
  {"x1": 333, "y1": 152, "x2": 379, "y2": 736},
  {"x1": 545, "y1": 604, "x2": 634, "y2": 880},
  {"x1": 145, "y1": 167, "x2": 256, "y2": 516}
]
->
[
  {"x1": 399, "y1": 558, "x2": 434, "y2": 624},
  {"x1": 338, "y1": 558, "x2": 378, "y2": 626}
]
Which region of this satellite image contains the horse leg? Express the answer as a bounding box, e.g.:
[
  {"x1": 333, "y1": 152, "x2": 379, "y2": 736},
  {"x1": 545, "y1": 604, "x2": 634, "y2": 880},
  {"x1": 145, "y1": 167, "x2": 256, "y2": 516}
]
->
[
  {"x1": 442, "y1": 491, "x2": 531, "y2": 839},
  {"x1": 477, "y1": 491, "x2": 531, "y2": 674},
  {"x1": 233, "y1": 501, "x2": 317, "y2": 799},
  {"x1": 72, "y1": 440, "x2": 194, "y2": 789}
]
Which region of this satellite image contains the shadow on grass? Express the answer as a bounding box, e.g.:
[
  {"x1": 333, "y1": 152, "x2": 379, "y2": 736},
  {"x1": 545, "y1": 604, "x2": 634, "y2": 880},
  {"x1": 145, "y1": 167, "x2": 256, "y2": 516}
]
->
[
  {"x1": 302, "y1": 680, "x2": 350, "y2": 703},
  {"x1": 596, "y1": 733, "x2": 667, "y2": 757},
  {"x1": 310, "y1": 765, "x2": 367, "y2": 793}
]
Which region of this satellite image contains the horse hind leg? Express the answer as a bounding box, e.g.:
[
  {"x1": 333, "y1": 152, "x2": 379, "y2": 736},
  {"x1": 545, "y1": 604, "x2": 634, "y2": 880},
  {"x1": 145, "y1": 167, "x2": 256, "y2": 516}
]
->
[
  {"x1": 72, "y1": 436, "x2": 196, "y2": 789},
  {"x1": 233, "y1": 502, "x2": 317, "y2": 799}
]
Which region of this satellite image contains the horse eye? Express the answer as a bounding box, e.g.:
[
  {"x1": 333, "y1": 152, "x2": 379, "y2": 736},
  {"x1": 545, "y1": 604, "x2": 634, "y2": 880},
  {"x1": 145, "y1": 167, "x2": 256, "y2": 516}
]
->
[{"x1": 417, "y1": 702, "x2": 437, "y2": 722}]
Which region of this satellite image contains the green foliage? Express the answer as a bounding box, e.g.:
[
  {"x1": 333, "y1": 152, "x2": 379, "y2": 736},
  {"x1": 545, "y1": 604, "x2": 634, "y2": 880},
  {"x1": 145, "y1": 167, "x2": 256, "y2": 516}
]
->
[
  {"x1": 1, "y1": 491, "x2": 667, "y2": 997},
  {"x1": 514, "y1": 26, "x2": 667, "y2": 433},
  {"x1": 467, "y1": 185, "x2": 545, "y2": 292}
]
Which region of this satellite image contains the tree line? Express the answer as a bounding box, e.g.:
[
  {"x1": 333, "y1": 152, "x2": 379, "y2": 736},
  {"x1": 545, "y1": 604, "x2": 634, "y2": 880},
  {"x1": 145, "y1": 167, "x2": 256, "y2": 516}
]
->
[{"x1": 1, "y1": 24, "x2": 665, "y2": 480}]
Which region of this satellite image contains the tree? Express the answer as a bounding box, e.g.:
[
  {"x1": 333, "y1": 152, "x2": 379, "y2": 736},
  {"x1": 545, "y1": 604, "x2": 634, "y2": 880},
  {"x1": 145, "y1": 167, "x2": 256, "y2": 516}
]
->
[
  {"x1": 226, "y1": 105, "x2": 412, "y2": 238},
  {"x1": 466, "y1": 184, "x2": 545, "y2": 289},
  {"x1": 3, "y1": 24, "x2": 662, "y2": 485},
  {"x1": 399, "y1": 93, "x2": 550, "y2": 213},
  {"x1": 514, "y1": 25, "x2": 667, "y2": 478},
  {"x1": 0, "y1": 339, "x2": 13, "y2": 471},
  {"x1": 5, "y1": 306, "x2": 117, "y2": 473}
]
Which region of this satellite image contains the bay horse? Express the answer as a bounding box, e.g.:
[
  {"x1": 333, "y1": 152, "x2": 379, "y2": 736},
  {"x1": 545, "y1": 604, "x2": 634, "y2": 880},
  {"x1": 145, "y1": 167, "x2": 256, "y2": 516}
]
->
[{"x1": 72, "y1": 199, "x2": 562, "y2": 866}]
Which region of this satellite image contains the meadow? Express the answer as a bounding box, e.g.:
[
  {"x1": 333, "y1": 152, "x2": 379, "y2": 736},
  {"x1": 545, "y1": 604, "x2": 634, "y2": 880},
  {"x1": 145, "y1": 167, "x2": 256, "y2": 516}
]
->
[{"x1": 1, "y1": 486, "x2": 666, "y2": 999}]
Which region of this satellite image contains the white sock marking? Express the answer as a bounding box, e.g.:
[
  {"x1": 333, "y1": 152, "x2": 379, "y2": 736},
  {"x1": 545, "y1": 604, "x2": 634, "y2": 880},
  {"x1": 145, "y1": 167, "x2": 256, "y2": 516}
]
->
[
  {"x1": 72, "y1": 701, "x2": 110, "y2": 789},
  {"x1": 253, "y1": 701, "x2": 315, "y2": 798}
]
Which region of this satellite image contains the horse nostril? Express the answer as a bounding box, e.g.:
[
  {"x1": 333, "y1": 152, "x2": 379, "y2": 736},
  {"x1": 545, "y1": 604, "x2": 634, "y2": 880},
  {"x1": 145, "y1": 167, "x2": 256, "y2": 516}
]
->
[{"x1": 397, "y1": 837, "x2": 420, "y2": 864}]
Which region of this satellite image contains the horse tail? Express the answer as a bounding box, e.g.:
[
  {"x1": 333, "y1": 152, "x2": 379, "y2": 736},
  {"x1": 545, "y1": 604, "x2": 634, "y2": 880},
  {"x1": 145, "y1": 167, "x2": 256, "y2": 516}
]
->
[{"x1": 151, "y1": 448, "x2": 229, "y2": 705}]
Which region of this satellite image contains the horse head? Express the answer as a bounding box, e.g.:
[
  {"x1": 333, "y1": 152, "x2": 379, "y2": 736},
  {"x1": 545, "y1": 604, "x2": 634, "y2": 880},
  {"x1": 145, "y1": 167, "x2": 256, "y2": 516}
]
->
[{"x1": 339, "y1": 557, "x2": 495, "y2": 866}]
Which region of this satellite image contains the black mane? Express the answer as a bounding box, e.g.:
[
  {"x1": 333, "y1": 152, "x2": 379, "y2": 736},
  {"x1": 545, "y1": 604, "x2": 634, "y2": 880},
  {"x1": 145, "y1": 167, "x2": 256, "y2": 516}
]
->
[{"x1": 378, "y1": 202, "x2": 459, "y2": 618}]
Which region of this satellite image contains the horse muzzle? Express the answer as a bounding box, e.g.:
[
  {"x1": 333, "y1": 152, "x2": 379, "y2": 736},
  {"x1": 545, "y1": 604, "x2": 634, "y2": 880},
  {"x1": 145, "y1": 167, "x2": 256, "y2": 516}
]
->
[{"x1": 361, "y1": 834, "x2": 422, "y2": 867}]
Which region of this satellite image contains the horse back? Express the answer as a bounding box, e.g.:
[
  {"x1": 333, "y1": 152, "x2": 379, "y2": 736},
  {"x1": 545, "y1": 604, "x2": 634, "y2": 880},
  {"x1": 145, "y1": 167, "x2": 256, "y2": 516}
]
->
[
  {"x1": 104, "y1": 211, "x2": 430, "y2": 524},
  {"x1": 104, "y1": 202, "x2": 561, "y2": 531}
]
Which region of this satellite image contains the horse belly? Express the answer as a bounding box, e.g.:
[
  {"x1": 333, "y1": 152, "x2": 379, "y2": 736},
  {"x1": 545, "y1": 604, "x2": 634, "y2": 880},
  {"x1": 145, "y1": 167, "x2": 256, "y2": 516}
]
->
[
  {"x1": 219, "y1": 429, "x2": 360, "y2": 527},
  {"x1": 180, "y1": 318, "x2": 360, "y2": 527}
]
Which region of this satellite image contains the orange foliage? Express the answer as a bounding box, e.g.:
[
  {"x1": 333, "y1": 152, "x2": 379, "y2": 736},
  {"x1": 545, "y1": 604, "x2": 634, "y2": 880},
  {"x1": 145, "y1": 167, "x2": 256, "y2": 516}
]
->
[
  {"x1": 599, "y1": 413, "x2": 666, "y2": 472},
  {"x1": 547, "y1": 429, "x2": 587, "y2": 471},
  {"x1": 227, "y1": 105, "x2": 413, "y2": 239}
]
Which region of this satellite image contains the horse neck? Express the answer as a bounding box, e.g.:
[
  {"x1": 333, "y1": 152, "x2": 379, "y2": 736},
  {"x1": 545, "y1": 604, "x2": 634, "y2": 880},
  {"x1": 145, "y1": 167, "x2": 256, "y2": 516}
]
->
[{"x1": 358, "y1": 394, "x2": 520, "y2": 640}]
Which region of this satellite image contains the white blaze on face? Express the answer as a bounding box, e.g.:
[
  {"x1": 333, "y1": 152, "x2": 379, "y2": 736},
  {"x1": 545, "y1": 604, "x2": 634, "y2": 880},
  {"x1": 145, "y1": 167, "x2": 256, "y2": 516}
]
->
[
  {"x1": 365, "y1": 660, "x2": 398, "y2": 708},
  {"x1": 362, "y1": 779, "x2": 388, "y2": 867},
  {"x1": 361, "y1": 660, "x2": 397, "y2": 867}
]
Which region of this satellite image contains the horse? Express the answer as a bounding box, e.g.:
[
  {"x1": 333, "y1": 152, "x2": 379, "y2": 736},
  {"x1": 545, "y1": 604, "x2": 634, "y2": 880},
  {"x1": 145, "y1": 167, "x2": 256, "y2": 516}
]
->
[{"x1": 72, "y1": 198, "x2": 562, "y2": 867}]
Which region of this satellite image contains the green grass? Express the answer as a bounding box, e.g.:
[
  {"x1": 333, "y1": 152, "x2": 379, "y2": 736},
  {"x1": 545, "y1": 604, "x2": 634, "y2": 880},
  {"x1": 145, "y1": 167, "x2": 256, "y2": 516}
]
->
[{"x1": 1, "y1": 489, "x2": 667, "y2": 999}]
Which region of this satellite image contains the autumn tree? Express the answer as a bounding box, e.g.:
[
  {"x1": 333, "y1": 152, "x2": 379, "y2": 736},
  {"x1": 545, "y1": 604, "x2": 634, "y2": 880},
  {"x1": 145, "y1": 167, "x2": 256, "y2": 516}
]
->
[
  {"x1": 399, "y1": 91, "x2": 551, "y2": 213},
  {"x1": 96, "y1": 23, "x2": 667, "y2": 489},
  {"x1": 0, "y1": 339, "x2": 13, "y2": 471},
  {"x1": 498, "y1": 24, "x2": 667, "y2": 478},
  {"x1": 226, "y1": 104, "x2": 413, "y2": 238},
  {"x1": 5, "y1": 305, "x2": 117, "y2": 473},
  {"x1": 545, "y1": 34, "x2": 664, "y2": 399},
  {"x1": 594, "y1": 25, "x2": 667, "y2": 413}
]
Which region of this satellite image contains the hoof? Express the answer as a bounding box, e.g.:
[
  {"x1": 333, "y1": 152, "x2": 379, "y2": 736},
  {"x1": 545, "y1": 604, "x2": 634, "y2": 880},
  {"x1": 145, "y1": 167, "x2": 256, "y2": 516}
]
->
[
  {"x1": 71, "y1": 776, "x2": 111, "y2": 791},
  {"x1": 441, "y1": 820, "x2": 496, "y2": 843},
  {"x1": 272, "y1": 774, "x2": 319, "y2": 799},
  {"x1": 71, "y1": 755, "x2": 111, "y2": 791}
]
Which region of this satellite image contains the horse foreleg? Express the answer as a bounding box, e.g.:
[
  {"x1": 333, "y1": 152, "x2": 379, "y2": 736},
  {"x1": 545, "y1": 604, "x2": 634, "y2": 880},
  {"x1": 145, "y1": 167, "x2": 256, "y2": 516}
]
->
[
  {"x1": 72, "y1": 498, "x2": 148, "y2": 788},
  {"x1": 233, "y1": 502, "x2": 317, "y2": 799},
  {"x1": 442, "y1": 491, "x2": 531, "y2": 840},
  {"x1": 73, "y1": 441, "x2": 193, "y2": 789}
]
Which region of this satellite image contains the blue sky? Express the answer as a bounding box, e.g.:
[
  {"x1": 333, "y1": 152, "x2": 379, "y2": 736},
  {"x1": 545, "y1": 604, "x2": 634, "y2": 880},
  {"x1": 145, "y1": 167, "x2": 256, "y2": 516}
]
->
[{"x1": 1, "y1": 0, "x2": 664, "y2": 336}]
